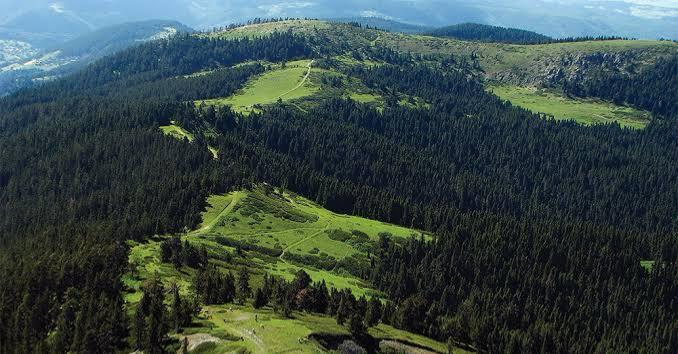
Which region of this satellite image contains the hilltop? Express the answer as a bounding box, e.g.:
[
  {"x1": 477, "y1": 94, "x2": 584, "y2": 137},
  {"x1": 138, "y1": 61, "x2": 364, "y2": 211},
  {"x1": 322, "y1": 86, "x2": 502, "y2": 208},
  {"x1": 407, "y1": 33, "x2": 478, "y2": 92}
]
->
[
  {"x1": 216, "y1": 20, "x2": 676, "y2": 84},
  {"x1": 204, "y1": 19, "x2": 675, "y2": 127}
]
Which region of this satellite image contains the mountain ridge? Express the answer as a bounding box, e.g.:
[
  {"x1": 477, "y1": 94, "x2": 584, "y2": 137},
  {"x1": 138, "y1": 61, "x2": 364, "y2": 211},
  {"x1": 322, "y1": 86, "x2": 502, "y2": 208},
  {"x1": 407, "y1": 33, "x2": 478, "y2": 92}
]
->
[{"x1": 0, "y1": 19, "x2": 193, "y2": 96}]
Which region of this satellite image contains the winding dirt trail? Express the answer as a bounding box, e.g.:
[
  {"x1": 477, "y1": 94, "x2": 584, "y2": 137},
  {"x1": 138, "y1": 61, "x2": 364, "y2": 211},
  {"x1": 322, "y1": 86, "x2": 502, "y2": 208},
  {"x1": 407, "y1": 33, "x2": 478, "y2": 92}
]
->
[
  {"x1": 277, "y1": 60, "x2": 314, "y2": 100},
  {"x1": 195, "y1": 192, "x2": 243, "y2": 234}
]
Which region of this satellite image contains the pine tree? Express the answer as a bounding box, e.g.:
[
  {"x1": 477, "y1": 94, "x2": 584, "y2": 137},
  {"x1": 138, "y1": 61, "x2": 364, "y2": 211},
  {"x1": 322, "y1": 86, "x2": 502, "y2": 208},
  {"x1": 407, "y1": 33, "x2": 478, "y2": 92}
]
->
[
  {"x1": 171, "y1": 283, "x2": 182, "y2": 333},
  {"x1": 348, "y1": 312, "x2": 367, "y2": 338},
  {"x1": 237, "y1": 268, "x2": 252, "y2": 304},
  {"x1": 253, "y1": 288, "x2": 267, "y2": 309},
  {"x1": 364, "y1": 297, "x2": 382, "y2": 327},
  {"x1": 336, "y1": 296, "x2": 350, "y2": 325}
]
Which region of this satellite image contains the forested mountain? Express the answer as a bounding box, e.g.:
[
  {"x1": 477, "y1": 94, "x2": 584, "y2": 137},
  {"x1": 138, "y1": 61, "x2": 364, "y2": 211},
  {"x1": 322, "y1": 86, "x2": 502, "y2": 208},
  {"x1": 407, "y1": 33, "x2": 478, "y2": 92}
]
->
[
  {"x1": 0, "y1": 20, "x2": 676, "y2": 353},
  {"x1": 428, "y1": 23, "x2": 553, "y2": 44},
  {"x1": 0, "y1": 20, "x2": 192, "y2": 96}
]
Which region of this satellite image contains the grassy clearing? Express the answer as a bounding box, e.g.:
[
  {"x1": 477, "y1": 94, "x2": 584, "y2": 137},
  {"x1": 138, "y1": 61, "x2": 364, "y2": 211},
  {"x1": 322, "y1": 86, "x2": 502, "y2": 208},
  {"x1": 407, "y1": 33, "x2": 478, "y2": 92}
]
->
[
  {"x1": 122, "y1": 185, "x2": 458, "y2": 353},
  {"x1": 350, "y1": 92, "x2": 381, "y2": 104},
  {"x1": 184, "y1": 305, "x2": 345, "y2": 353},
  {"x1": 196, "y1": 58, "x2": 388, "y2": 115},
  {"x1": 197, "y1": 60, "x2": 318, "y2": 115},
  {"x1": 640, "y1": 260, "x2": 655, "y2": 272},
  {"x1": 488, "y1": 84, "x2": 651, "y2": 129},
  {"x1": 175, "y1": 305, "x2": 466, "y2": 354},
  {"x1": 160, "y1": 123, "x2": 195, "y2": 141},
  {"x1": 207, "y1": 146, "x2": 219, "y2": 160},
  {"x1": 125, "y1": 187, "x2": 426, "y2": 303},
  {"x1": 204, "y1": 187, "x2": 424, "y2": 253}
]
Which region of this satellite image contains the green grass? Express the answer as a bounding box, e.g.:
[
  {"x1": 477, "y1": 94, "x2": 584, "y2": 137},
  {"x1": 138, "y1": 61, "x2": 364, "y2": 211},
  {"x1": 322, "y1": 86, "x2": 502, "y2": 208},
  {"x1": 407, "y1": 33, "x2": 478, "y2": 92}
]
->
[
  {"x1": 125, "y1": 187, "x2": 426, "y2": 302},
  {"x1": 349, "y1": 92, "x2": 381, "y2": 104},
  {"x1": 196, "y1": 57, "x2": 390, "y2": 115},
  {"x1": 197, "y1": 60, "x2": 318, "y2": 115},
  {"x1": 176, "y1": 305, "x2": 468, "y2": 354},
  {"x1": 160, "y1": 123, "x2": 195, "y2": 141},
  {"x1": 204, "y1": 187, "x2": 424, "y2": 254},
  {"x1": 640, "y1": 260, "x2": 655, "y2": 272},
  {"x1": 207, "y1": 146, "x2": 219, "y2": 160},
  {"x1": 488, "y1": 84, "x2": 652, "y2": 129},
  {"x1": 122, "y1": 185, "x2": 461, "y2": 353}
]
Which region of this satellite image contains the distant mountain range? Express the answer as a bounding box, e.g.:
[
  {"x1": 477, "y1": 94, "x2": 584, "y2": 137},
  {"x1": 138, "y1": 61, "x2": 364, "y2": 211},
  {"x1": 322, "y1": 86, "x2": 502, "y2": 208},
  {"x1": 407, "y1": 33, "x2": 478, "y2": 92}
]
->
[
  {"x1": 0, "y1": 1, "x2": 676, "y2": 40},
  {"x1": 0, "y1": 20, "x2": 192, "y2": 96}
]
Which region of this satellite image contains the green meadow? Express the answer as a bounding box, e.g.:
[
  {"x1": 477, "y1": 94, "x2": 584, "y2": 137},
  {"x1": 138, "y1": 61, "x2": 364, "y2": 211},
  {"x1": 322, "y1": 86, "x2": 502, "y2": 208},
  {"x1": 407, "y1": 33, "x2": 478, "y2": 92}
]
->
[
  {"x1": 122, "y1": 186, "x2": 456, "y2": 353},
  {"x1": 196, "y1": 60, "x2": 318, "y2": 115},
  {"x1": 488, "y1": 84, "x2": 652, "y2": 129},
  {"x1": 175, "y1": 305, "x2": 466, "y2": 354},
  {"x1": 160, "y1": 122, "x2": 195, "y2": 141}
]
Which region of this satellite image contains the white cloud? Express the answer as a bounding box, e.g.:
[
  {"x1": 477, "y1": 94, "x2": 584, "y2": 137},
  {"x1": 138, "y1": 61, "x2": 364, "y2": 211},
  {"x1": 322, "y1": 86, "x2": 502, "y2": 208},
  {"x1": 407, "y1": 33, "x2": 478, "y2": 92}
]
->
[
  {"x1": 49, "y1": 2, "x2": 64, "y2": 13},
  {"x1": 629, "y1": 5, "x2": 678, "y2": 18},
  {"x1": 257, "y1": 2, "x2": 315, "y2": 16},
  {"x1": 359, "y1": 9, "x2": 395, "y2": 20},
  {"x1": 592, "y1": 0, "x2": 678, "y2": 18},
  {"x1": 616, "y1": 0, "x2": 678, "y2": 8}
]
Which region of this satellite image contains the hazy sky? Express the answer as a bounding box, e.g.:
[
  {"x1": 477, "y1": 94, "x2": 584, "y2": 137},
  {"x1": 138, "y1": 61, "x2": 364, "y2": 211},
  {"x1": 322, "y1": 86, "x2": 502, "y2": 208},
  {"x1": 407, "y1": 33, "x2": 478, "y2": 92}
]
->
[{"x1": 0, "y1": 0, "x2": 676, "y2": 38}]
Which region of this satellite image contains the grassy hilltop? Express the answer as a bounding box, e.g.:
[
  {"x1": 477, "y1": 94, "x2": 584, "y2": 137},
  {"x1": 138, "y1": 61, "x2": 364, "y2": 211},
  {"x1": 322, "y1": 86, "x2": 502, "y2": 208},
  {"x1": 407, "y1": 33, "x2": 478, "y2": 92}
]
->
[{"x1": 197, "y1": 19, "x2": 676, "y2": 128}]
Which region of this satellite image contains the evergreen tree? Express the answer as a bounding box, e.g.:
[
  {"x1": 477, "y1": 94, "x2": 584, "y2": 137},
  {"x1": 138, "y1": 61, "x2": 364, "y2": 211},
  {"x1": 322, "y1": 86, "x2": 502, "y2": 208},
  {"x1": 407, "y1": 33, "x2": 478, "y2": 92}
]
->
[
  {"x1": 171, "y1": 283, "x2": 182, "y2": 333},
  {"x1": 348, "y1": 312, "x2": 367, "y2": 338},
  {"x1": 253, "y1": 288, "x2": 268, "y2": 309},
  {"x1": 237, "y1": 268, "x2": 252, "y2": 304},
  {"x1": 336, "y1": 295, "x2": 351, "y2": 326},
  {"x1": 364, "y1": 297, "x2": 382, "y2": 327}
]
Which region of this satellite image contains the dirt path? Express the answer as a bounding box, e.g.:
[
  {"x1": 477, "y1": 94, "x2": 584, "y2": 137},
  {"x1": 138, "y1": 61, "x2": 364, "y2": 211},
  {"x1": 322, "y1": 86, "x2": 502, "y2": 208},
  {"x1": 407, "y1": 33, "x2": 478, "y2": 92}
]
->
[
  {"x1": 195, "y1": 192, "x2": 243, "y2": 234},
  {"x1": 279, "y1": 222, "x2": 330, "y2": 263},
  {"x1": 370, "y1": 34, "x2": 382, "y2": 47},
  {"x1": 277, "y1": 60, "x2": 314, "y2": 100}
]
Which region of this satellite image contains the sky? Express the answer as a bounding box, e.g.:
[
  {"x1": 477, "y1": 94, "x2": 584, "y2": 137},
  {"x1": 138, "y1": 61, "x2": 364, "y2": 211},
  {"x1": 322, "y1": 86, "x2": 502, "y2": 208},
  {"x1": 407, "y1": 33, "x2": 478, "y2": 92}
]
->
[{"x1": 0, "y1": 0, "x2": 676, "y2": 39}]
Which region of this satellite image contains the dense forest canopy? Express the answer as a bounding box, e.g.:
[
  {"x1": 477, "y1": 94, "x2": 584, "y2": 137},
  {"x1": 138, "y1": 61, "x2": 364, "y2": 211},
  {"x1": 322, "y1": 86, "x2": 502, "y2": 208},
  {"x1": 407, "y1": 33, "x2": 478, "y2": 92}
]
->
[
  {"x1": 428, "y1": 23, "x2": 553, "y2": 44},
  {"x1": 0, "y1": 24, "x2": 676, "y2": 354},
  {"x1": 564, "y1": 55, "x2": 678, "y2": 119}
]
